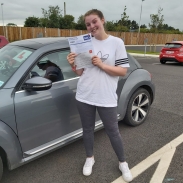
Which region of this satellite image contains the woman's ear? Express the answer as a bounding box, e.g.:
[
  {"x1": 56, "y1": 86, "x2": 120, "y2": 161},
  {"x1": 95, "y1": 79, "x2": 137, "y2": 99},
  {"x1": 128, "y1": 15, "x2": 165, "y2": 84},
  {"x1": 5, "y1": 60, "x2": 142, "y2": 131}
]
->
[{"x1": 101, "y1": 18, "x2": 105, "y2": 25}]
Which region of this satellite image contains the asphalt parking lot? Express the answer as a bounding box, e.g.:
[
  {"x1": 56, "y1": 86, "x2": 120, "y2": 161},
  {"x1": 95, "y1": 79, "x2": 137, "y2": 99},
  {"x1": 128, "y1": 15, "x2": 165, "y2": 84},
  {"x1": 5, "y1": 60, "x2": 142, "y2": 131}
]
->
[{"x1": 1, "y1": 56, "x2": 183, "y2": 183}]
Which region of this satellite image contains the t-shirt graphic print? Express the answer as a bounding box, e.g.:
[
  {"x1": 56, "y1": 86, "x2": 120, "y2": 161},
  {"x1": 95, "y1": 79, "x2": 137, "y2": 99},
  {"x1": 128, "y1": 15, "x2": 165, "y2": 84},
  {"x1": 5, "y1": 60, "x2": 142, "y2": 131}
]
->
[{"x1": 97, "y1": 51, "x2": 109, "y2": 62}]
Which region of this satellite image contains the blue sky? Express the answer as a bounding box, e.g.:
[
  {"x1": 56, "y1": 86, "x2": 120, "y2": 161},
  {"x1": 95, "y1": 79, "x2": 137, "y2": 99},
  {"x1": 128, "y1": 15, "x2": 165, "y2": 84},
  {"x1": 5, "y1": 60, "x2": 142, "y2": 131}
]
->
[{"x1": 0, "y1": 0, "x2": 183, "y2": 30}]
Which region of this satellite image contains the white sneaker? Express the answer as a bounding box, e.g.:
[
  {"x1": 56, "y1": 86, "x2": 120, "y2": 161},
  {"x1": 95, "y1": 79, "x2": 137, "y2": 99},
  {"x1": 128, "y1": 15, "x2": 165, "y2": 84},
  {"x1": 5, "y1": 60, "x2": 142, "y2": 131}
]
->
[
  {"x1": 83, "y1": 157, "x2": 95, "y2": 176},
  {"x1": 119, "y1": 162, "x2": 133, "y2": 182}
]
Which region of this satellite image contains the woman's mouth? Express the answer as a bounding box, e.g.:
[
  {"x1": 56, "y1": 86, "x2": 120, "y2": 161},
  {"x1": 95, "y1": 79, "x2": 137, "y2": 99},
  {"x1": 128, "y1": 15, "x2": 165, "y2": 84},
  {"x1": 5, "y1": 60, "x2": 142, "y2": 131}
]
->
[{"x1": 91, "y1": 27, "x2": 97, "y2": 34}]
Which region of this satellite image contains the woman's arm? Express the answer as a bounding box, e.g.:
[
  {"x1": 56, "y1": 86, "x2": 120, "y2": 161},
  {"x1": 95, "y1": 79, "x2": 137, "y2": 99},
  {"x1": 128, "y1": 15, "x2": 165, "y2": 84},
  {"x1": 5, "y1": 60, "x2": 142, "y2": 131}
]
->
[
  {"x1": 92, "y1": 56, "x2": 127, "y2": 76},
  {"x1": 100, "y1": 64, "x2": 127, "y2": 76}
]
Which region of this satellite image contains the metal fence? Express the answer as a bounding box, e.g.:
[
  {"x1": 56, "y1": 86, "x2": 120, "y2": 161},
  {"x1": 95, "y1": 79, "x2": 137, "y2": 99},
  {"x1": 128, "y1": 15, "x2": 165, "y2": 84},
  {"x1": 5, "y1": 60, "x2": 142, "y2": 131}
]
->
[{"x1": 0, "y1": 26, "x2": 183, "y2": 45}]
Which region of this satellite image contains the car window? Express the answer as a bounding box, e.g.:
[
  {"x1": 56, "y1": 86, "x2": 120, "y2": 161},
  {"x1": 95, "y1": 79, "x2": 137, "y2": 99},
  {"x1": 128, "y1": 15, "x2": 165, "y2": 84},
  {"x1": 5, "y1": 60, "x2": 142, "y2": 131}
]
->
[
  {"x1": 0, "y1": 45, "x2": 34, "y2": 88},
  {"x1": 164, "y1": 43, "x2": 182, "y2": 49},
  {"x1": 30, "y1": 50, "x2": 77, "y2": 83}
]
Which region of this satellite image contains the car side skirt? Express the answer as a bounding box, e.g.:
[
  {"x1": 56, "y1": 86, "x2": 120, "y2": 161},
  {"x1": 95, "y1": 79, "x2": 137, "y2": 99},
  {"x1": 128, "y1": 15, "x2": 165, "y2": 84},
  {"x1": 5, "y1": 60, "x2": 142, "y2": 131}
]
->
[{"x1": 18, "y1": 120, "x2": 104, "y2": 168}]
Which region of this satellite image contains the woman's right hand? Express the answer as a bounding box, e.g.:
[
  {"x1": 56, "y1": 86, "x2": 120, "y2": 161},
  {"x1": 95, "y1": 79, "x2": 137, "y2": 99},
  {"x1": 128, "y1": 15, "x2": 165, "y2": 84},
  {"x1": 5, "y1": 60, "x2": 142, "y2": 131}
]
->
[{"x1": 67, "y1": 52, "x2": 77, "y2": 67}]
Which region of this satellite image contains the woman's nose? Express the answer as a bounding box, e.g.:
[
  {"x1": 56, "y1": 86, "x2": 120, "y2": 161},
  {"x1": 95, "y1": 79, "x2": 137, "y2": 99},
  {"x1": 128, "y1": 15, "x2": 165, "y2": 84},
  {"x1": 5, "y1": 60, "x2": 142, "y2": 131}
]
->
[{"x1": 90, "y1": 23, "x2": 94, "y2": 28}]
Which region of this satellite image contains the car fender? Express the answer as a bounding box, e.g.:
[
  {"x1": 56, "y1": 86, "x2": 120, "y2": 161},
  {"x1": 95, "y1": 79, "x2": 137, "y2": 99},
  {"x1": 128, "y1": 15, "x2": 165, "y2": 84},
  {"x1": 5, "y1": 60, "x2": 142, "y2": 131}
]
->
[
  {"x1": 117, "y1": 69, "x2": 155, "y2": 120},
  {"x1": 0, "y1": 121, "x2": 24, "y2": 170}
]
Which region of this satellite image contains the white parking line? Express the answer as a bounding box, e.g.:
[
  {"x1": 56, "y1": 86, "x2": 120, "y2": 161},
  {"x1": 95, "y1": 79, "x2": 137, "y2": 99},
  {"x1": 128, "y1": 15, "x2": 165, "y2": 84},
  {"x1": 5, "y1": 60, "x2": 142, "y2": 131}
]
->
[
  {"x1": 152, "y1": 63, "x2": 161, "y2": 65},
  {"x1": 111, "y1": 133, "x2": 183, "y2": 183},
  {"x1": 150, "y1": 148, "x2": 176, "y2": 183}
]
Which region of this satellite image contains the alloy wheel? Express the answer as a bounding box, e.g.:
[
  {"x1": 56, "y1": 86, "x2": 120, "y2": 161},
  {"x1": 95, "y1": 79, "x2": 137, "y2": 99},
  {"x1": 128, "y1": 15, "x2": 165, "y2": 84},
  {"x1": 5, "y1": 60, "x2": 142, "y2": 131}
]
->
[{"x1": 131, "y1": 93, "x2": 150, "y2": 123}]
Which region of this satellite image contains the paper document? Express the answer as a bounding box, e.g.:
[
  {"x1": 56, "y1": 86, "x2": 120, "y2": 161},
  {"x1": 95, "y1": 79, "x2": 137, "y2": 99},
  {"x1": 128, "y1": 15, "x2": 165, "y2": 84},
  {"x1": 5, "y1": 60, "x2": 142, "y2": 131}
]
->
[{"x1": 68, "y1": 33, "x2": 94, "y2": 70}]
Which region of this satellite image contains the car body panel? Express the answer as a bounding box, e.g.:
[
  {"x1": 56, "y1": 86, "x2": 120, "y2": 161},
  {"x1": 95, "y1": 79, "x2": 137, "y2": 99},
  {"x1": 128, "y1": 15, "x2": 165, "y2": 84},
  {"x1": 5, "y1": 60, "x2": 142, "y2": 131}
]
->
[
  {"x1": 0, "y1": 121, "x2": 23, "y2": 170},
  {"x1": 117, "y1": 69, "x2": 155, "y2": 120},
  {"x1": 14, "y1": 78, "x2": 81, "y2": 152},
  {"x1": 0, "y1": 89, "x2": 17, "y2": 133}
]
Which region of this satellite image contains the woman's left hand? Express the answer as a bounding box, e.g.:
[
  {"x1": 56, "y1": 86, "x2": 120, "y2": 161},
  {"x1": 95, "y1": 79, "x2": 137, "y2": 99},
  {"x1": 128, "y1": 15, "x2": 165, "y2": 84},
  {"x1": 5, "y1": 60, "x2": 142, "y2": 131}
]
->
[{"x1": 92, "y1": 55, "x2": 104, "y2": 69}]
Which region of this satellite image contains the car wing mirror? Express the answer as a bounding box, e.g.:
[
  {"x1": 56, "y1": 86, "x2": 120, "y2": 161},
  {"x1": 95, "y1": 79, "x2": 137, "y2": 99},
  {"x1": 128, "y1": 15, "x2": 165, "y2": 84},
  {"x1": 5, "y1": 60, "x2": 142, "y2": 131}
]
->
[{"x1": 22, "y1": 77, "x2": 52, "y2": 91}]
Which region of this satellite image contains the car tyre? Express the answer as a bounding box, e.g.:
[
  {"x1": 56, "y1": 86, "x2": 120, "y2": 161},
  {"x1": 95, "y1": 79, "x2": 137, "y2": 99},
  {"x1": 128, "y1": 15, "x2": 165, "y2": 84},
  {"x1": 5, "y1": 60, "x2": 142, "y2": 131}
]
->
[
  {"x1": 0, "y1": 156, "x2": 3, "y2": 181},
  {"x1": 160, "y1": 60, "x2": 166, "y2": 64},
  {"x1": 123, "y1": 88, "x2": 151, "y2": 126}
]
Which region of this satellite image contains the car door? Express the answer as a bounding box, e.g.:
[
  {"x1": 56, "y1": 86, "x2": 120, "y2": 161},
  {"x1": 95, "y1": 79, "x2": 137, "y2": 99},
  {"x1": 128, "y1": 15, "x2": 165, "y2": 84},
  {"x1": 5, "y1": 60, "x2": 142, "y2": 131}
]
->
[{"x1": 14, "y1": 50, "x2": 82, "y2": 153}]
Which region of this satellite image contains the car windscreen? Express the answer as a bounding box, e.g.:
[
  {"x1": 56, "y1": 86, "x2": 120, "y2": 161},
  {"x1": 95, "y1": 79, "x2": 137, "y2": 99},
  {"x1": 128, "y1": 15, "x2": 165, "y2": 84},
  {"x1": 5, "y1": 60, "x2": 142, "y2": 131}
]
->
[
  {"x1": 164, "y1": 43, "x2": 182, "y2": 49},
  {"x1": 0, "y1": 45, "x2": 34, "y2": 88}
]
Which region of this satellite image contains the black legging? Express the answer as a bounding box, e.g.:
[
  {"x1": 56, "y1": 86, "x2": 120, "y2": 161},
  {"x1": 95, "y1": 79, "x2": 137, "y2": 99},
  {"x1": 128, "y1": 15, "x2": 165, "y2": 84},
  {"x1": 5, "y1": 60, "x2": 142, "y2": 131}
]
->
[{"x1": 76, "y1": 100, "x2": 125, "y2": 162}]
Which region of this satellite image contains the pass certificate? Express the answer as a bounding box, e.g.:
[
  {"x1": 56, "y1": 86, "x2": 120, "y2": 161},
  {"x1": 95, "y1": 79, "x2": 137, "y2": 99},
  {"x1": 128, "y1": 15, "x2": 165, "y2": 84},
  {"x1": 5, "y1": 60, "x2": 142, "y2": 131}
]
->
[{"x1": 68, "y1": 33, "x2": 94, "y2": 70}]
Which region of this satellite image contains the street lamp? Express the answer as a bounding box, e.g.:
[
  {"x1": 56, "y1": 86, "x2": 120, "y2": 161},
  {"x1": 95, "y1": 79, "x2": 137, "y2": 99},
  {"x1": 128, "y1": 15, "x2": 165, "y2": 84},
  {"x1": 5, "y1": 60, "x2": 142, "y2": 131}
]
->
[
  {"x1": 137, "y1": 0, "x2": 145, "y2": 44},
  {"x1": 1, "y1": 3, "x2": 5, "y2": 36}
]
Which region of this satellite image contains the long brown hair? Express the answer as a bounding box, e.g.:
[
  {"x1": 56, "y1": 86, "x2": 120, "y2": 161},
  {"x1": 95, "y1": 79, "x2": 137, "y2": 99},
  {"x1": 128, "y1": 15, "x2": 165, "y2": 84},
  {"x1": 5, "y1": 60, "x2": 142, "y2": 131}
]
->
[{"x1": 84, "y1": 9, "x2": 104, "y2": 21}]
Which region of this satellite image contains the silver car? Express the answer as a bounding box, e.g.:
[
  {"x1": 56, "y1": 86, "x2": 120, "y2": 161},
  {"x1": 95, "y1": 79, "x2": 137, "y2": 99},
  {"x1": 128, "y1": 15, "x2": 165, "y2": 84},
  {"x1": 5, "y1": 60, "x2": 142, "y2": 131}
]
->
[{"x1": 0, "y1": 37, "x2": 155, "y2": 181}]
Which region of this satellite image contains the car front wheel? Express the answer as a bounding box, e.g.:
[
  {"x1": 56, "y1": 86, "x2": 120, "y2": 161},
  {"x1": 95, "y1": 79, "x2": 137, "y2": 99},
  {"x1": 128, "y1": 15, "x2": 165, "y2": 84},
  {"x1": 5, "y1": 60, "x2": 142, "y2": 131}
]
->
[
  {"x1": 0, "y1": 156, "x2": 3, "y2": 181},
  {"x1": 124, "y1": 88, "x2": 151, "y2": 126}
]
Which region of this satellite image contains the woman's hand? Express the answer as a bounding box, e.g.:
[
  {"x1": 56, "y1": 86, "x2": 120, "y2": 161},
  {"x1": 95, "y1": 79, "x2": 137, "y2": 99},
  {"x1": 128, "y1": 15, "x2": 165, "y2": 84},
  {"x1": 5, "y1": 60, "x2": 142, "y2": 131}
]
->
[
  {"x1": 92, "y1": 55, "x2": 104, "y2": 69},
  {"x1": 67, "y1": 52, "x2": 77, "y2": 67},
  {"x1": 67, "y1": 52, "x2": 84, "y2": 76}
]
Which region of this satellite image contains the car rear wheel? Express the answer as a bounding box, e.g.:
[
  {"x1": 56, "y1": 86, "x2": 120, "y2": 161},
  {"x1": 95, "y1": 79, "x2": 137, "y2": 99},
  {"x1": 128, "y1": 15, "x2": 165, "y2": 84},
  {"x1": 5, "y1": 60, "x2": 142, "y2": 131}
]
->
[
  {"x1": 124, "y1": 88, "x2": 151, "y2": 126},
  {"x1": 0, "y1": 156, "x2": 3, "y2": 181},
  {"x1": 160, "y1": 60, "x2": 166, "y2": 64}
]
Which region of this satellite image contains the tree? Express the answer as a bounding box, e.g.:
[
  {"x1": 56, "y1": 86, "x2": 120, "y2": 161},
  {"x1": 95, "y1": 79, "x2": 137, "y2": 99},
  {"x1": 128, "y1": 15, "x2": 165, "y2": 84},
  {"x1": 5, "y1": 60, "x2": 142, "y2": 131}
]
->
[
  {"x1": 115, "y1": 24, "x2": 128, "y2": 32},
  {"x1": 115, "y1": 5, "x2": 131, "y2": 33},
  {"x1": 149, "y1": 7, "x2": 164, "y2": 32},
  {"x1": 41, "y1": 5, "x2": 62, "y2": 28},
  {"x1": 39, "y1": 18, "x2": 48, "y2": 27},
  {"x1": 118, "y1": 6, "x2": 129, "y2": 27},
  {"x1": 105, "y1": 21, "x2": 116, "y2": 31},
  {"x1": 140, "y1": 24, "x2": 147, "y2": 29},
  {"x1": 75, "y1": 15, "x2": 86, "y2": 30},
  {"x1": 6, "y1": 23, "x2": 17, "y2": 26},
  {"x1": 139, "y1": 28, "x2": 150, "y2": 33},
  {"x1": 131, "y1": 20, "x2": 139, "y2": 30},
  {"x1": 60, "y1": 15, "x2": 76, "y2": 29},
  {"x1": 24, "y1": 16, "x2": 40, "y2": 27}
]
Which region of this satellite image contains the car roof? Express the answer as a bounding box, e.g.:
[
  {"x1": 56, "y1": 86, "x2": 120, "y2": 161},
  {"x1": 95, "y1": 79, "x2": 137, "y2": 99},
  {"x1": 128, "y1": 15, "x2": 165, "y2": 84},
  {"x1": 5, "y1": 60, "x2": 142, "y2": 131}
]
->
[
  {"x1": 9, "y1": 37, "x2": 69, "y2": 49},
  {"x1": 8, "y1": 37, "x2": 141, "y2": 69},
  {"x1": 165, "y1": 41, "x2": 183, "y2": 45},
  {"x1": 0, "y1": 35, "x2": 6, "y2": 38}
]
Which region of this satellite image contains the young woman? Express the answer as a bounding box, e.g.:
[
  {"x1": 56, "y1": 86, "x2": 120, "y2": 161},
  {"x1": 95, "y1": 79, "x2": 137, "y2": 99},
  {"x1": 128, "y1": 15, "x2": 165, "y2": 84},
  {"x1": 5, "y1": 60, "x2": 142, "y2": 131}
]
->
[{"x1": 67, "y1": 9, "x2": 133, "y2": 182}]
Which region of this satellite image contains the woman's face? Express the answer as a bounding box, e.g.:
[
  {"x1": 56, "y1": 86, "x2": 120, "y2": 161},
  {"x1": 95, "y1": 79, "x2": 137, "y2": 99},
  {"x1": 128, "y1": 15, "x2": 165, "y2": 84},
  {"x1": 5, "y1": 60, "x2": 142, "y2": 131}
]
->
[{"x1": 85, "y1": 14, "x2": 105, "y2": 37}]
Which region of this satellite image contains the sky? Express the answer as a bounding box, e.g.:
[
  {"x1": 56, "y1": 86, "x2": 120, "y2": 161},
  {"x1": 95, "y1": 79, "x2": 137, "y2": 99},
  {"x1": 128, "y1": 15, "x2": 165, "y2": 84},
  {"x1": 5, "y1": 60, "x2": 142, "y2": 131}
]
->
[{"x1": 0, "y1": 0, "x2": 183, "y2": 31}]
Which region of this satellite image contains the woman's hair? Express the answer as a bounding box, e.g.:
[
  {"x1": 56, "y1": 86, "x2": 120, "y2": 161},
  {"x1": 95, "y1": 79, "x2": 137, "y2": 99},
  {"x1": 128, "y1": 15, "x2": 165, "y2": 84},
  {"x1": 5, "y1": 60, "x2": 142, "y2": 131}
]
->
[{"x1": 84, "y1": 9, "x2": 104, "y2": 21}]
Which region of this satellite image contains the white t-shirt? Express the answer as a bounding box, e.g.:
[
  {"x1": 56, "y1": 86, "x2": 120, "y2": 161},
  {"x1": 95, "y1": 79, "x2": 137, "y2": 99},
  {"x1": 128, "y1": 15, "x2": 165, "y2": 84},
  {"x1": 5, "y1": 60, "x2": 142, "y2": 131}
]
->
[{"x1": 76, "y1": 35, "x2": 130, "y2": 107}]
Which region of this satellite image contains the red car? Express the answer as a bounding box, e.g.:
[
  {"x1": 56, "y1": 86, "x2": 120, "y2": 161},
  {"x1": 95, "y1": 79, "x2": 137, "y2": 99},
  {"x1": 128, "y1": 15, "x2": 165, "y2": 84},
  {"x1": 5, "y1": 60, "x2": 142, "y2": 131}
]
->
[
  {"x1": 159, "y1": 41, "x2": 183, "y2": 64},
  {"x1": 0, "y1": 35, "x2": 9, "y2": 48}
]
